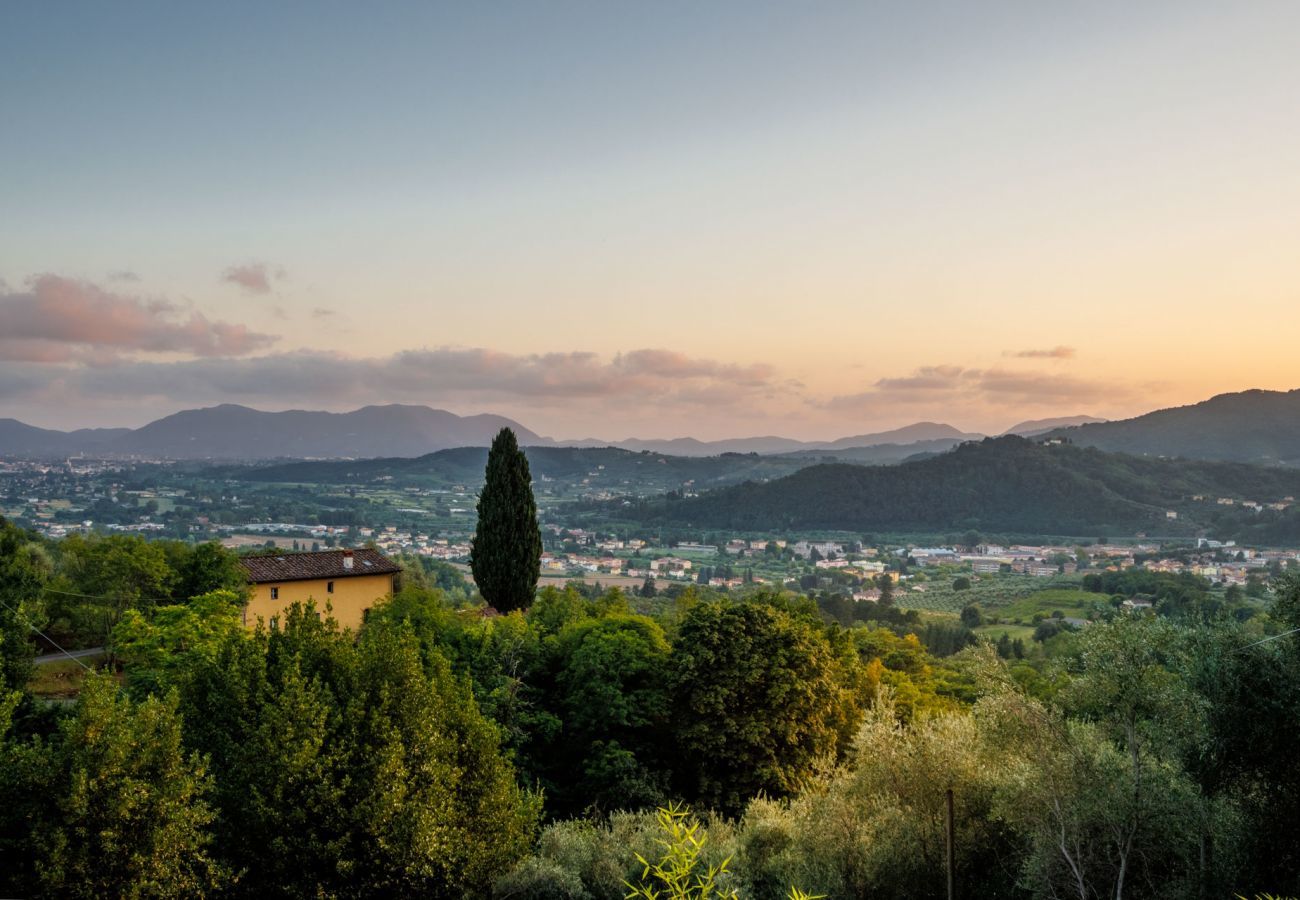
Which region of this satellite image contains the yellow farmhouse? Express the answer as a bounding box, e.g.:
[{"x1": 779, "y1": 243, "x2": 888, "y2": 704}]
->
[{"x1": 238, "y1": 548, "x2": 401, "y2": 631}]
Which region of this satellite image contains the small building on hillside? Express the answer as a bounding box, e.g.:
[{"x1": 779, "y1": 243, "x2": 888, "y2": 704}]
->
[{"x1": 238, "y1": 548, "x2": 401, "y2": 631}]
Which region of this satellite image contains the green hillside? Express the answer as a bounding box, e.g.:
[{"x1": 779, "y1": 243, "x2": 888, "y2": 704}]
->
[
  {"x1": 237, "y1": 445, "x2": 818, "y2": 494},
  {"x1": 627, "y1": 436, "x2": 1300, "y2": 538},
  {"x1": 1047, "y1": 388, "x2": 1300, "y2": 464}
]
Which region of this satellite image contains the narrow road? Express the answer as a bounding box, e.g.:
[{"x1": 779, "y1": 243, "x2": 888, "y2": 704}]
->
[{"x1": 33, "y1": 646, "x2": 105, "y2": 666}]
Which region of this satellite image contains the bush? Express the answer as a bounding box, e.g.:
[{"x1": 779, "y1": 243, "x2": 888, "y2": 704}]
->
[
  {"x1": 495, "y1": 810, "x2": 741, "y2": 900},
  {"x1": 492, "y1": 856, "x2": 589, "y2": 899}
]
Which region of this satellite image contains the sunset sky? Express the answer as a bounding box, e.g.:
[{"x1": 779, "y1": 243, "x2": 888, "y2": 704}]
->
[{"x1": 2, "y1": 1, "x2": 1299, "y2": 440}]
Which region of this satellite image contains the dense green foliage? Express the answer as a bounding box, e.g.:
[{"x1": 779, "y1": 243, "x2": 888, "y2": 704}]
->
[
  {"x1": 4, "y1": 517, "x2": 1300, "y2": 898},
  {"x1": 0, "y1": 517, "x2": 49, "y2": 691},
  {"x1": 628, "y1": 436, "x2": 1300, "y2": 537},
  {"x1": 1, "y1": 676, "x2": 220, "y2": 898},
  {"x1": 41, "y1": 531, "x2": 250, "y2": 649},
  {"x1": 670, "y1": 596, "x2": 863, "y2": 814},
  {"x1": 472, "y1": 428, "x2": 543, "y2": 612},
  {"x1": 177, "y1": 605, "x2": 538, "y2": 897}
]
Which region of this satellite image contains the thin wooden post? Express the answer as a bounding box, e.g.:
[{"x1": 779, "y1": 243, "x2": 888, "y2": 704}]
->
[{"x1": 946, "y1": 787, "x2": 956, "y2": 900}]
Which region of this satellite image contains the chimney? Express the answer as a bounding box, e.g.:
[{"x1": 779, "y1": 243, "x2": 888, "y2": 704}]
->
[{"x1": 343, "y1": 549, "x2": 354, "y2": 570}]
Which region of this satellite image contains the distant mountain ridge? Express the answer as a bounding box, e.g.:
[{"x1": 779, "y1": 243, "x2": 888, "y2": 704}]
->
[
  {"x1": 1002, "y1": 415, "x2": 1106, "y2": 437},
  {"x1": 22, "y1": 387, "x2": 1300, "y2": 463},
  {"x1": 1045, "y1": 389, "x2": 1300, "y2": 465},
  {"x1": 0, "y1": 420, "x2": 132, "y2": 455},
  {"x1": 113, "y1": 404, "x2": 545, "y2": 459},
  {"x1": 0, "y1": 405, "x2": 544, "y2": 460},
  {"x1": 0, "y1": 405, "x2": 993, "y2": 460},
  {"x1": 558, "y1": 422, "x2": 983, "y2": 457}
]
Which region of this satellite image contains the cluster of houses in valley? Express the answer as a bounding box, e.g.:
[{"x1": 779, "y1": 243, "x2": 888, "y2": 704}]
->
[
  {"x1": 908, "y1": 541, "x2": 1297, "y2": 587},
  {"x1": 241, "y1": 521, "x2": 1300, "y2": 592},
  {"x1": 531, "y1": 531, "x2": 1300, "y2": 592}
]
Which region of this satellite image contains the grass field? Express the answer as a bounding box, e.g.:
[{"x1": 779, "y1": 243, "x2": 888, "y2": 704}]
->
[
  {"x1": 896, "y1": 575, "x2": 1067, "y2": 614},
  {"x1": 973, "y1": 623, "x2": 1038, "y2": 642},
  {"x1": 28, "y1": 654, "x2": 110, "y2": 700},
  {"x1": 897, "y1": 576, "x2": 1106, "y2": 632},
  {"x1": 993, "y1": 588, "x2": 1096, "y2": 622}
]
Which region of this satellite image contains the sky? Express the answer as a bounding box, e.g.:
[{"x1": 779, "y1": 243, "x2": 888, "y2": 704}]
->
[{"x1": 2, "y1": 1, "x2": 1299, "y2": 440}]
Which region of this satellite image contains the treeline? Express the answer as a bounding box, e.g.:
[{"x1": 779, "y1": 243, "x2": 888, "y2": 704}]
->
[{"x1": 625, "y1": 435, "x2": 1300, "y2": 536}]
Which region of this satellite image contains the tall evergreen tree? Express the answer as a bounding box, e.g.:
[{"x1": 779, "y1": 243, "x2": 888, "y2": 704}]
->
[{"x1": 471, "y1": 428, "x2": 542, "y2": 612}]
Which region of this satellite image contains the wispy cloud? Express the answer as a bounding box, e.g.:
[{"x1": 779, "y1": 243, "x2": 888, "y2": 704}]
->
[
  {"x1": 1003, "y1": 346, "x2": 1075, "y2": 359},
  {"x1": 0, "y1": 275, "x2": 277, "y2": 362},
  {"x1": 221, "y1": 262, "x2": 285, "y2": 295},
  {"x1": 824, "y1": 361, "x2": 1128, "y2": 413},
  {"x1": 874, "y1": 365, "x2": 967, "y2": 392}
]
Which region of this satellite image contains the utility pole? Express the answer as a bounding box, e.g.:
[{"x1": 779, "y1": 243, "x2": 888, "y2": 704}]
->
[{"x1": 946, "y1": 787, "x2": 956, "y2": 900}]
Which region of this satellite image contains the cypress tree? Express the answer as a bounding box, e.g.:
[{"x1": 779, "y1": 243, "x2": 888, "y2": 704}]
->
[{"x1": 471, "y1": 428, "x2": 542, "y2": 612}]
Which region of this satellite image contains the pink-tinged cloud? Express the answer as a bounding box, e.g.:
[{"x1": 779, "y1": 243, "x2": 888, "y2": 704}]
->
[
  {"x1": 1004, "y1": 346, "x2": 1076, "y2": 359},
  {"x1": 0, "y1": 275, "x2": 277, "y2": 361},
  {"x1": 613, "y1": 349, "x2": 774, "y2": 384},
  {"x1": 221, "y1": 262, "x2": 284, "y2": 294},
  {"x1": 8, "y1": 346, "x2": 780, "y2": 410}
]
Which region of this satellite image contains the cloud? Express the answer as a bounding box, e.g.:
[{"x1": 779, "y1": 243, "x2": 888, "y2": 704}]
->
[
  {"x1": 824, "y1": 361, "x2": 1127, "y2": 413},
  {"x1": 873, "y1": 365, "x2": 967, "y2": 392},
  {"x1": 971, "y1": 368, "x2": 1117, "y2": 404},
  {"x1": 1003, "y1": 346, "x2": 1075, "y2": 359},
  {"x1": 0, "y1": 275, "x2": 277, "y2": 362},
  {"x1": 311, "y1": 307, "x2": 336, "y2": 318},
  {"x1": 4, "y1": 346, "x2": 780, "y2": 413},
  {"x1": 221, "y1": 262, "x2": 284, "y2": 295}
]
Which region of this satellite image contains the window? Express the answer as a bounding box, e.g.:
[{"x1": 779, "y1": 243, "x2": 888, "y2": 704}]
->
[
  {"x1": 327, "y1": 580, "x2": 334, "y2": 594},
  {"x1": 362, "y1": 607, "x2": 371, "y2": 623},
  {"x1": 270, "y1": 587, "x2": 279, "y2": 600}
]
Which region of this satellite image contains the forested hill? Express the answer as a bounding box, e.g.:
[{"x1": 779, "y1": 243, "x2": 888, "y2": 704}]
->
[
  {"x1": 629, "y1": 436, "x2": 1300, "y2": 538},
  {"x1": 237, "y1": 445, "x2": 818, "y2": 491},
  {"x1": 1044, "y1": 388, "x2": 1300, "y2": 464}
]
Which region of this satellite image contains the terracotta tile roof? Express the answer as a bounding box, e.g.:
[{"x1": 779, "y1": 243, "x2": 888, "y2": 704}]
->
[{"x1": 239, "y1": 549, "x2": 401, "y2": 584}]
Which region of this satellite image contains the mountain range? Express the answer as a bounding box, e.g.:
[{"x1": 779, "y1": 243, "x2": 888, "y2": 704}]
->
[
  {"x1": 0, "y1": 405, "x2": 543, "y2": 460},
  {"x1": 0, "y1": 406, "x2": 1090, "y2": 460},
  {"x1": 1, "y1": 387, "x2": 1297, "y2": 463}
]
